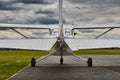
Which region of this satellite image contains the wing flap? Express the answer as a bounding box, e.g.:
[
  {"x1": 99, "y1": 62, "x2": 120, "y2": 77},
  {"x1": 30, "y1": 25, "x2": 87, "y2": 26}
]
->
[
  {"x1": 0, "y1": 39, "x2": 56, "y2": 50},
  {"x1": 65, "y1": 39, "x2": 120, "y2": 51}
]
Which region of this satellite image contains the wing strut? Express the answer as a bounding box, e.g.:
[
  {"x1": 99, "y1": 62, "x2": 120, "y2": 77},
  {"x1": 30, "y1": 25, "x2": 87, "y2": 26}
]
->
[
  {"x1": 95, "y1": 28, "x2": 114, "y2": 39},
  {"x1": 11, "y1": 28, "x2": 29, "y2": 39}
]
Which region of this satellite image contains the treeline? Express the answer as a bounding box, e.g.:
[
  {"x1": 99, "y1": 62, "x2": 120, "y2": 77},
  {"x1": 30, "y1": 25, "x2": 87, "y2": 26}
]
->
[{"x1": 0, "y1": 48, "x2": 36, "y2": 51}]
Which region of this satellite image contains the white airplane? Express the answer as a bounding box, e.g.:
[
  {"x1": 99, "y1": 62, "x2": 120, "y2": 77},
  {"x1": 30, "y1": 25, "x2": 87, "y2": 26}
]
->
[{"x1": 0, "y1": 0, "x2": 120, "y2": 67}]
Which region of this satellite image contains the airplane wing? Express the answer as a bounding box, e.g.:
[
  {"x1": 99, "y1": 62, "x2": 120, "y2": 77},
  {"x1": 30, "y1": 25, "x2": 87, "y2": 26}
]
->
[
  {"x1": 0, "y1": 39, "x2": 56, "y2": 50},
  {"x1": 72, "y1": 24, "x2": 120, "y2": 29},
  {"x1": 65, "y1": 39, "x2": 120, "y2": 51},
  {"x1": 0, "y1": 23, "x2": 57, "y2": 51},
  {"x1": 0, "y1": 23, "x2": 57, "y2": 29},
  {"x1": 65, "y1": 24, "x2": 120, "y2": 51}
]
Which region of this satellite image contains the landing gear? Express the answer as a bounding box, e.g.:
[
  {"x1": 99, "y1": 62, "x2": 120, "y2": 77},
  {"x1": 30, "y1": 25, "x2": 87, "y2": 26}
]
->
[
  {"x1": 87, "y1": 57, "x2": 93, "y2": 67},
  {"x1": 60, "y1": 48, "x2": 64, "y2": 64},
  {"x1": 31, "y1": 57, "x2": 36, "y2": 67},
  {"x1": 60, "y1": 57, "x2": 63, "y2": 64}
]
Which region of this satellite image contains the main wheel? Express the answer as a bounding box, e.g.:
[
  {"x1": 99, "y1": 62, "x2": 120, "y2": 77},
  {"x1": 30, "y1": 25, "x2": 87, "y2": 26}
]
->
[
  {"x1": 60, "y1": 57, "x2": 63, "y2": 64},
  {"x1": 31, "y1": 57, "x2": 36, "y2": 67},
  {"x1": 87, "y1": 57, "x2": 93, "y2": 67}
]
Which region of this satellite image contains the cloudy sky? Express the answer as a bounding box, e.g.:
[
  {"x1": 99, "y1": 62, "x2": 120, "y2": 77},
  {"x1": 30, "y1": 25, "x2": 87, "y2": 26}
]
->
[
  {"x1": 0, "y1": 0, "x2": 120, "y2": 39},
  {"x1": 0, "y1": 0, "x2": 120, "y2": 25}
]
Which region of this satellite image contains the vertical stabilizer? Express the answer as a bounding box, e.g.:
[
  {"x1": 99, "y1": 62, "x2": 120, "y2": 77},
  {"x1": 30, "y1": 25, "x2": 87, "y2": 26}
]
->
[{"x1": 59, "y1": 0, "x2": 63, "y2": 35}]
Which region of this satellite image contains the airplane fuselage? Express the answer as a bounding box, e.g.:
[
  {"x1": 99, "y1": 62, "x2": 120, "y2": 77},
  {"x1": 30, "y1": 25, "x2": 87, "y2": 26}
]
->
[{"x1": 57, "y1": 28, "x2": 65, "y2": 49}]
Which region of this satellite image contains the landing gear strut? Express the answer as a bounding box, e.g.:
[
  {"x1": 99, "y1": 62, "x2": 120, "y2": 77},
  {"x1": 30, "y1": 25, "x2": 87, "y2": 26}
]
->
[
  {"x1": 87, "y1": 57, "x2": 93, "y2": 67},
  {"x1": 31, "y1": 57, "x2": 36, "y2": 67}
]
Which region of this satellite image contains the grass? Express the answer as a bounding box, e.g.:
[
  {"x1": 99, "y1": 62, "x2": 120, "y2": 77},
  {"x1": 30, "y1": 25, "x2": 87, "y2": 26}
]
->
[
  {"x1": 0, "y1": 50, "x2": 49, "y2": 80},
  {"x1": 74, "y1": 49, "x2": 120, "y2": 55},
  {"x1": 0, "y1": 49, "x2": 120, "y2": 80}
]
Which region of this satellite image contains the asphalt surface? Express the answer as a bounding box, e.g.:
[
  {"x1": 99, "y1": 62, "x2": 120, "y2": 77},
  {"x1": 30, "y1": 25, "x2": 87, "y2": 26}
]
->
[{"x1": 10, "y1": 55, "x2": 120, "y2": 80}]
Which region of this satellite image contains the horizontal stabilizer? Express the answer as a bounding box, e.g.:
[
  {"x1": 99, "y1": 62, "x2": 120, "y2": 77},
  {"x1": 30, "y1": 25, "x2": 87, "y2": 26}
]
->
[
  {"x1": 0, "y1": 39, "x2": 56, "y2": 50},
  {"x1": 65, "y1": 39, "x2": 120, "y2": 50}
]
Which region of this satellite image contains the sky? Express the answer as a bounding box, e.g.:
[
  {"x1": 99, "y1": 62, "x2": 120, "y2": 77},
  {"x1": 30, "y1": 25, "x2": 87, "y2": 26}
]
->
[
  {"x1": 0, "y1": 0, "x2": 120, "y2": 25},
  {"x1": 0, "y1": 0, "x2": 120, "y2": 39}
]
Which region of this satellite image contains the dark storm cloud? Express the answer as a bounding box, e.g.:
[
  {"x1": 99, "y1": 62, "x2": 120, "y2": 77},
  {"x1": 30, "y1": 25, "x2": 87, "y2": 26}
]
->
[
  {"x1": 15, "y1": 0, "x2": 50, "y2": 4},
  {"x1": 0, "y1": 0, "x2": 53, "y2": 4},
  {"x1": 0, "y1": 2, "x2": 22, "y2": 10},
  {"x1": 0, "y1": 0, "x2": 54, "y2": 11},
  {"x1": 80, "y1": 17, "x2": 95, "y2": 22},
  {"x1": 35, "y1": 17, "x2": 59, "y2": 24},
  {"x1": 33, "y1": 17, "x2": 66, "y2": 24},
  {"x1": 35, "y1": 10, "x2": 55, "y2": 14},
  {"x1": 0, "y1": 0, "x2": 52, "y2": 10},
  {"x1": 0, "y1": 28, "x2": 9, "y2": 30},
  {"x1": 0, "y1": 0, "x2": 119, "y2": 25},
  {"x1": 69, "y1": 0, "x2": 120, "y2": 7}
]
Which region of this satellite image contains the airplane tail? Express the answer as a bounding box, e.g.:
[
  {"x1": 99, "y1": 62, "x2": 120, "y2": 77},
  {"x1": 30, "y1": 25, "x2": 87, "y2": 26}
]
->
[{"x1": 59, "y1": 0, "x2": 63, "y2": 36}]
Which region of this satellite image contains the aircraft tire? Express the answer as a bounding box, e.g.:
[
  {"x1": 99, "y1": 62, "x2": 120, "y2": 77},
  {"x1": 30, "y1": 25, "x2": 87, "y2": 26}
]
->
[
  {"x1": 87, "y1": 57, "x2": 93, "y2": 67},
  {"x1": 60, "y1": 57, "x2": 63, "y2": 64},
  {"x1": 31, "y1": 57, "x2": 36, "y2": 67}
]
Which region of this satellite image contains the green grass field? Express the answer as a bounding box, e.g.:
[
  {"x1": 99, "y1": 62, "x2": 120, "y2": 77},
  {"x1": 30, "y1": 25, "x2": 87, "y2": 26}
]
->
[
  {"x1": 0, "y1": 49, "x2": 120, "y2": 80},
  {"x1": 74, "y1": 49, "x2": 120, "y2": 55},
  {"x1": 0, "y1": 50, "x2": 49, "y2": 80}
]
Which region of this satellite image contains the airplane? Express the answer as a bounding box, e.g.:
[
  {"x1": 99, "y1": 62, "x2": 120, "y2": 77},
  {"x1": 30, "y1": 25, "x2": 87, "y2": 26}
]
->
[{"x1": 0, "y1": 0, "x2": 120, "y2": 67}]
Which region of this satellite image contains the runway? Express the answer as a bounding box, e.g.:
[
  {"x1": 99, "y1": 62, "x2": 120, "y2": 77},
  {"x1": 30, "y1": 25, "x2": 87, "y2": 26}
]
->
[{"x1": 10, "y1": 55, "x2": 120, "y2": 80}]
